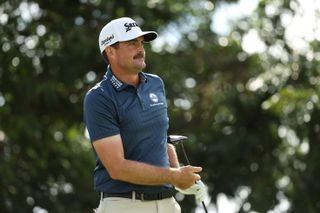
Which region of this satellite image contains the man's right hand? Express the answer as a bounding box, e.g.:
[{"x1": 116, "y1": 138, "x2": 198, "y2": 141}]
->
[{"x1": 171, "y1": 165, "x2": 202, "y2": 189}]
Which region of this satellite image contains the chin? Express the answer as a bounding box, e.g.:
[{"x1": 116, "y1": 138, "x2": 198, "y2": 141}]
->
[{"x1": 136, "y1": 63, "x2": 146, "y2": 70}]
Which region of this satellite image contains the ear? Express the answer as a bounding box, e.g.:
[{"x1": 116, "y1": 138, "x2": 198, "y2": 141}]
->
[
  {"x1": 105, "y1": 46, "x2": 116, "y2": 63},
  {"x1": 106, "y1": 46, "x2": 115, "y2": 57}
]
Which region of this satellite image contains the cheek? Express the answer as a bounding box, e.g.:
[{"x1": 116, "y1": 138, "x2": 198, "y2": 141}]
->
[
  {"x1": 115, "y1": 52, "x2": 133, "y2": 65},
  {"x1": 117, "y1": 49, "x2": 132, "y2": 59},
  {"x1": 115, "y1": 51, "x2": 126, "y2": 60}
]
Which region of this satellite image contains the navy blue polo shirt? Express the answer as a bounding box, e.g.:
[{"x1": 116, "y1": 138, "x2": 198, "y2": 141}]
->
[{"x1": 83, "y1": 67, "x2": 171, "y2": 193}]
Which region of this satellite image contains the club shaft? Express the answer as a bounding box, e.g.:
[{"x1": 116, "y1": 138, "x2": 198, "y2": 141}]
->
[
  {"x1": 201, "y1": 202, "x2": 208, "y2": 213},
  {"x1": 180, "y1": 143, "x2": 190, "y2": 165},
  {"x1": 179, "y1": 143, "x2": 208, "y2": 213}
]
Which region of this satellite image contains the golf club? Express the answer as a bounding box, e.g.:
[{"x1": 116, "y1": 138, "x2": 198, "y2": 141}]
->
[{"x1": 167, "y1": 135, "x2": 208, "y2": 213}]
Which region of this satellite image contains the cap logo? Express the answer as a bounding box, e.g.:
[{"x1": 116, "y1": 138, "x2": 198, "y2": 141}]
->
[
  {"x1": 124, "y1": 22, "x2": 138, "y2": 32},
  {"x1": 101, "y1": 34, "x2": 114, "y2": 46}
]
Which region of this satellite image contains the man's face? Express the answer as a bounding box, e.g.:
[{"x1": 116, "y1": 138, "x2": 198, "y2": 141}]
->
[{"x1": 112, "y1": 36, "x2": 146, "y2": 73}]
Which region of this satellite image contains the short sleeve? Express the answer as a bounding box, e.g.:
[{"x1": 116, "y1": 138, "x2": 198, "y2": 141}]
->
[{"x1": 83, "y1": 90, "x2": 120, "y2": 141}]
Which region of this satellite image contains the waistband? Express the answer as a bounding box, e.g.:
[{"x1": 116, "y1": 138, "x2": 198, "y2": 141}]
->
[{"x1": 100, "y1": 190, "x2": 174, "y2": 201}]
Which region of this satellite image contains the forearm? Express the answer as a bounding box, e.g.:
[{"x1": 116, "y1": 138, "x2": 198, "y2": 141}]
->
[
  {"x1": 167, "y1": 144, "x2": 180, "y2": 168},
  {"x1": 110, "y1": 145, "x2": 180, "y2": 185},
  {"x1": 111, "y1": 159, "x2": 201, "y2": 189},
  {"x1": 112, "y1": 158, "x2": 175, "y2": 186}
]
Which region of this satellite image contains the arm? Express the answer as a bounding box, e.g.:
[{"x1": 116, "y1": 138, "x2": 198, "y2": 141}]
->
[
  {"x1": 167, "y1": 143, "x2": 180, "y2": 168},
  {"x1": 93, "y1": 134, "x2": 202, "y2": 189}
]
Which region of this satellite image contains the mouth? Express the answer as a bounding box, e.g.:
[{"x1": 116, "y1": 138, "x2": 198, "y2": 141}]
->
[{"x1": 133, "y1": 53, "x2": 145, "y2": 60}]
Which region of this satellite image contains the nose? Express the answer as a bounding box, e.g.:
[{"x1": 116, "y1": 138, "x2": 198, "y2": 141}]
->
[{"x1": 137, "y1": 41, "x2": 144, "y2": 51}]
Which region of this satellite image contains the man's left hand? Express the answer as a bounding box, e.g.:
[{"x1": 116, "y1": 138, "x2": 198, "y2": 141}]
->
[{"x1": 175, "y1": 180, "x2": 207, "y2": 204}]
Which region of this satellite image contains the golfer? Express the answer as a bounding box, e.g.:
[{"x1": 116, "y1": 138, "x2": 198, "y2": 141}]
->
[{"x1": 84, "y1": 17, "x2": 205, "y2": 213}]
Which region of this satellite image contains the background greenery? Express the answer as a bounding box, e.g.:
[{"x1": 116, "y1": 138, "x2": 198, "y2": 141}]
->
[{"x1": 1, "y1": 0, "x2": 320, "y2": 212}]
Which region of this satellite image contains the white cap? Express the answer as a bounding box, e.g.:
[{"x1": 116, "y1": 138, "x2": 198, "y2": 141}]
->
[{"x1": 98, "y1": 17, "x2": 158, "y2": 53}]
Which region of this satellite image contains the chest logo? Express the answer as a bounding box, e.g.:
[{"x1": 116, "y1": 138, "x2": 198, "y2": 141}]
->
[{"x1": 149, "y1": 93, "x2": 159, "y2": 103}]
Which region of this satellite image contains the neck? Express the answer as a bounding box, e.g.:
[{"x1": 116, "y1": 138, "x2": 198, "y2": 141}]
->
[{"x1": 110, "y1": 67, "x2": 140, "y2": 86}]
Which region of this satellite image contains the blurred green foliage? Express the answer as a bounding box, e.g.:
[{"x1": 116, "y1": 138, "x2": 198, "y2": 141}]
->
[{"x1": 1, "y1": 0, "x2": 320, "y2": 212}]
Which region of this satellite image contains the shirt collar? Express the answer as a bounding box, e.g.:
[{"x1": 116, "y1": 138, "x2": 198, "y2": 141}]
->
[
  {"x1": 139, "y1": 72, "x2": 148, "y2": 83},
  {"x1": 104, "y1": 66, "x2": 147, "y2": 91}
]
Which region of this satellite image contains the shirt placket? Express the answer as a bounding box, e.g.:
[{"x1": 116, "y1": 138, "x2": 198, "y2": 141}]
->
[{"x1": 136, "y1": 88, "x2": 147, "y2": 111}]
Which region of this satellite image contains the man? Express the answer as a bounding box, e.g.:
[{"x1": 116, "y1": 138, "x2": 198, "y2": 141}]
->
[{"x1": 84, "y1": 17, "x2": 206, "y2": 213}]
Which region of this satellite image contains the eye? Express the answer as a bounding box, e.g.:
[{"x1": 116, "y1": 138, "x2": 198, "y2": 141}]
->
[
  {"x1": 129, "y1": 40, "x2": 137, "y2": 45},
  {"x1": 126, "y1": 39, "x2": 144, "y2": 47}
]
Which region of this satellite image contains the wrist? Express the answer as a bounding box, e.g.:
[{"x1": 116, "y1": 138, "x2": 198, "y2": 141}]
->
[{"x1": 168, "y1": 167, "x2": 178, "y2": 186}]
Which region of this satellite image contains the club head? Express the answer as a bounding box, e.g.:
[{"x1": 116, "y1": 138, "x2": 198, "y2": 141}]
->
[{"x1": 167, "y1": 135, "x2": 188, "y2": 145}]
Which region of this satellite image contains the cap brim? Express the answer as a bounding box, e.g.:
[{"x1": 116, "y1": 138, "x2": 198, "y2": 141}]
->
[
  {"x1": 115, "y1": 31, "x2": 158, "y2": 44},
  {"x1": 141, "y1": 31, "x2": 158, "y2": 42}
]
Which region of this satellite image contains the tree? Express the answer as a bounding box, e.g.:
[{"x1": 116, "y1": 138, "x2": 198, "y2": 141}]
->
[{"x1": 1, "y1": 0, "x2": 319, "y2": 212}]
